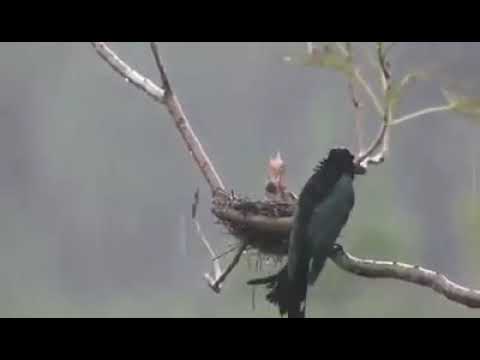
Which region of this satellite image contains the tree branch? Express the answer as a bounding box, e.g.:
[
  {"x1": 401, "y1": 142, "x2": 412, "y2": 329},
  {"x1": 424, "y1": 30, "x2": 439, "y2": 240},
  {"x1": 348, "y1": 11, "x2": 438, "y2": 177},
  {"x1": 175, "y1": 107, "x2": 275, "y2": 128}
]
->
[
  {"x1": 391, "y1": 104, "x2": 455, "y2": 126},
  {"x1": 193, "y1": 189, "x2": 248, "y2": 293},
  {"x1": 355, "y1": 119, "x2": 388, "y2": 167},
  {"x1": 193, "y1": 217, "x2": 247, "y2": 293},
  {"x1": 210, "y1": 242, "x2": 248, "y2": 293},
  {"x1": 193, "y1": 218, "x2": 222, "y2": 288},
  {"x1": 91, "y1": 42, "x2": 225, "y2": 194},
  {"x1": 330, "y1": 245, "x2": 480, "y2": 308},
  {"x1": 91, "y1": 42, "x2": 165, "y2": 101},
  {"x1": 91, "y1": 42, "x2": 480, "y2": 311},
  {"x1": 353, "y1": 42, "x2": 393, "y2": 169}
]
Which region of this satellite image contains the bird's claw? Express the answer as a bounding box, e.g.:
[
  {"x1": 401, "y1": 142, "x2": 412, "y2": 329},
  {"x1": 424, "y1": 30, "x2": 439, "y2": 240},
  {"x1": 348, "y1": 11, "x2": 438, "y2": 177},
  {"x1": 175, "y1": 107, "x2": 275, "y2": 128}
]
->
[{"x1": 330, "y1": 243, "x2": 344, "y2": 255}]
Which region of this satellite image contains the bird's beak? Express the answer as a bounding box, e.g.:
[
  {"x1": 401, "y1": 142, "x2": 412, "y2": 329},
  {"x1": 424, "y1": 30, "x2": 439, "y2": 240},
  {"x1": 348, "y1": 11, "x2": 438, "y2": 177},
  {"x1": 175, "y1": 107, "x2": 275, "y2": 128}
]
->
[{"x1": 353, "y1": 163, "x2": 367, "y2": 175}]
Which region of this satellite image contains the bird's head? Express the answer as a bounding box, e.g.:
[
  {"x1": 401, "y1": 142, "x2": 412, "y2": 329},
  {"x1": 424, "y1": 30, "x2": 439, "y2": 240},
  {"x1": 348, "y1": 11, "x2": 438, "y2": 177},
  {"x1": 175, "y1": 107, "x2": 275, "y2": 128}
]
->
[
  {"x1": 265, "y1": 152, "x2": 287, "y2": 196},
  {"x1": 325, "y1": 148, "x2": 366, "y2": 177},
  {"x1": 299, "y1": 147, "x2": 365, "y2": 205}
]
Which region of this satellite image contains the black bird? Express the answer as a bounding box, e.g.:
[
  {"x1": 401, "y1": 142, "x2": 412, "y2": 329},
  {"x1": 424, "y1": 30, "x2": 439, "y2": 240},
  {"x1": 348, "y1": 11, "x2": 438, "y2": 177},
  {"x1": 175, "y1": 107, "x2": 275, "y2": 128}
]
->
[{"x1": 248, "y1": 148, "x2": 365, "y2": 318}]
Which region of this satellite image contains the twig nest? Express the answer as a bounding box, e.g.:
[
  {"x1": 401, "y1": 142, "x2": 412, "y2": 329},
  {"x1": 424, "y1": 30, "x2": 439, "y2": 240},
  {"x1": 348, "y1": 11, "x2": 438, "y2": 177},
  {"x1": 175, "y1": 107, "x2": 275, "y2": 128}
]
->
[{"x1": 211, "y1": 188, "x2": 295, "y2": 256}]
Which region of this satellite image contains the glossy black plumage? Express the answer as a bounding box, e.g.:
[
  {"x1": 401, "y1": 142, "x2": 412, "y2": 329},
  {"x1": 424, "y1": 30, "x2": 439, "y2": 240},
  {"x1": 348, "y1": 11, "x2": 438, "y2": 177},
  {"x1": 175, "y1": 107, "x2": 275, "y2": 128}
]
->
[{"x1": 248, "y1": 148, "x2": 361, "y2": 318}]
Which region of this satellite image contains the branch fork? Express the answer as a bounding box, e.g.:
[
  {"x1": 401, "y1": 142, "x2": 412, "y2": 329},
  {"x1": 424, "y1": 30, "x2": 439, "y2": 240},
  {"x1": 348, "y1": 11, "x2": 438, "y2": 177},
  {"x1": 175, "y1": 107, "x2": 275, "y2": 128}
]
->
[{"x1": 91, "y1": 42, "x2": 480, "y2": 310}]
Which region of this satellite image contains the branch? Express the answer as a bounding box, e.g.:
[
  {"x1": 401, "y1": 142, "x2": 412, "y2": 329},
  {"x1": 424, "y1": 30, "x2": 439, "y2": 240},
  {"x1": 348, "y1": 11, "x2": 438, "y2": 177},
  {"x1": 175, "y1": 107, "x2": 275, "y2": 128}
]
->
[
  {"x1": 195, "y1": 214, "x2": 247, "y2": 293},
  {"x1": 92, "y1": 43, "x2": 480, "y2": 311},
  {"x1": 210, "y1": 242, "x2": 248, "y2": 293},
  {"x1": 355, "y1": 120, "x2": 388, "y2": 167},
  {"x1": 330, "y1": 245, "x2": 480, "y2": 308},
  {"x1": 91, "y1": 42, "x2": 225, "y2": 194},
  {"x1": 376, "y1": 42, "x2": 391, "y2": 92},
  {"x1": 193, "y1": 188, "x2": 249, "y2": 293},
  {"x1": 193, "y1": 218, "x2": 222, "y2": 287},
  {"x1": 391, "y1": 104, "x2": 455, "y2": 126},
  {"x1": 353, "y1": 42, "x2": 393, "y2": 169},
  {"x1": 91, "y1": 42, "x2": 165, "y2": 101},
  {"x1": 353, "y1": 68, "x2": 385, "y2": 116}
]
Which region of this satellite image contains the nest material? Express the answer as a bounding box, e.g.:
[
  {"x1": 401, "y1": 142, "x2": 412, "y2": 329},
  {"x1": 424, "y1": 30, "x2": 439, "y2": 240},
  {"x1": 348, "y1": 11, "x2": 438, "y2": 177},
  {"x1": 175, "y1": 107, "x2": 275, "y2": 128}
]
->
[{"x1": 211, "y1": 188, "x2": 296, "y2": 257}]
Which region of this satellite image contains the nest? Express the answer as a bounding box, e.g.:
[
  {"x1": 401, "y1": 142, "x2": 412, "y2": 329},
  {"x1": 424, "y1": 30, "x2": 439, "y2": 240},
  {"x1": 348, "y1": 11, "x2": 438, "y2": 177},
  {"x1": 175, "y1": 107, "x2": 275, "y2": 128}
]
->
[{"x1": 211, "y1": 188, "x2": 296, "y2": 258}]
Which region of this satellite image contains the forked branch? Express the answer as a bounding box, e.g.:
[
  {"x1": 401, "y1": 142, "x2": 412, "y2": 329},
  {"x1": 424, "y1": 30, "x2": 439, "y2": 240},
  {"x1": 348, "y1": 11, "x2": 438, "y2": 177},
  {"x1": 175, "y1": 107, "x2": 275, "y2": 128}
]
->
[
  {"x1": 91, "y1": 42, "x2": 480, "y2": 310},
  {"x1": 91, "y1": 42, "x2": 225, "y2": 194}
]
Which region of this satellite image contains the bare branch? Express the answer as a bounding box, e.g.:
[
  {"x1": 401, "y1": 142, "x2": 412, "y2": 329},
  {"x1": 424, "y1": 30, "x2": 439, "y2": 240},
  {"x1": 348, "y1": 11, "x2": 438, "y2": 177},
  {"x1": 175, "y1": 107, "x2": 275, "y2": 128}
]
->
[
  {"x1": 193, "y1": 218, "x2": 222, "y2": 284},
  {"x1": 349, "y1": 79, "x2": 366, "y2": 155},
  {"x1": 91, "y1": 42, "x2": 165, "y2": 102},
  {"x1": 377, "y1": 42, "x2": 391, "y2": 91},
  {"x1": 150, "y1": 42, "x2": 172, "y2": 96},
  {"x1": 212, "y1": 244, "x2": 244, "y2": 261},
  {"x1": 334, "y1": 42, "x2": 384, "y2": 116},
  {"x1": 353, "y1": 42, "x2": 395, "y2": 169},
  {"x1": 209, "y1": 242, "x2": 248, "y2": 293},
  {"x1": 355, "y1": 121, "x2": 388, "y2": 167},
  {"x1": 391, "y1": 104, "x2": 455, "y2": 126},
  {"x1": 353, "y1": 68, "x2": 384, "y2": 116},
  {"x1": 330, "y1": 245, "x2": 480, "y2": 309},
  {"x1": 193, "y1": 190, "x2": 247, "y2": 293},
  {"x1": 91, "y1": 42, "x2": 225, "y2": 194},
  {"x1": 92, "y1": 42, "x2": 480, "y2": 312}
]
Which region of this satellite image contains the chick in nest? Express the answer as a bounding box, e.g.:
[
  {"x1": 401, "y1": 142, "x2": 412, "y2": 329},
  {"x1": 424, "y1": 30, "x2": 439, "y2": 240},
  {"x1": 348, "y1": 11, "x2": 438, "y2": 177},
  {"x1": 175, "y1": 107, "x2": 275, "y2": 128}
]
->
[{"x1": 264, "y1": 152, "x2": 297, "y2": 203}]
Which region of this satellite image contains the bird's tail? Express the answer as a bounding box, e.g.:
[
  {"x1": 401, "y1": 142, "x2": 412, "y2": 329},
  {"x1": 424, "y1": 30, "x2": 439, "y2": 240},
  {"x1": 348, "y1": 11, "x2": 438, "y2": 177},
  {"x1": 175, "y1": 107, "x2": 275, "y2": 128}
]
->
[
  {"x1": 248, "y1": 265, "x2": 290, "y2": 317},
  {"x1": 247, "y1": 264, "x2": 308, "y2": 318}
]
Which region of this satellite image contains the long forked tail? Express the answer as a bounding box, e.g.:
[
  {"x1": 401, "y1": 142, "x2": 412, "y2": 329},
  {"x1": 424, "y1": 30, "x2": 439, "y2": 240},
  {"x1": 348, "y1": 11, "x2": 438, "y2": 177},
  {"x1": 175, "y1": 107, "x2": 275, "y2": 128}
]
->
[{"x1": 247, "y1": 265, "x2": 307, "y2": 318}]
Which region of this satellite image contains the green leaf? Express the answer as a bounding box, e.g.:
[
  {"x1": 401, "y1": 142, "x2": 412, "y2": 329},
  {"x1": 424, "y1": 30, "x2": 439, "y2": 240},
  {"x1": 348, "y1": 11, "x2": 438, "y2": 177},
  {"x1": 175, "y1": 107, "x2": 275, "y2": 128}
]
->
[
  {"x1": 443, "y1": 89, "x2": 480, "y2": 119},
  {"x1": 284, "y1": 43, "x2": 354, "y2": 77}
]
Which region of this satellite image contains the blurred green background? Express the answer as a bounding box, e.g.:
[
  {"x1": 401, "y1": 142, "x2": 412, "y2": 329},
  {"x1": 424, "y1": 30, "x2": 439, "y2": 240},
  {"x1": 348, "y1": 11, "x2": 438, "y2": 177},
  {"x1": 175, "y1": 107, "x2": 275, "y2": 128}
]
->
[{"x1": 0, "y1": 42, "x2": 479, "y2": 317}]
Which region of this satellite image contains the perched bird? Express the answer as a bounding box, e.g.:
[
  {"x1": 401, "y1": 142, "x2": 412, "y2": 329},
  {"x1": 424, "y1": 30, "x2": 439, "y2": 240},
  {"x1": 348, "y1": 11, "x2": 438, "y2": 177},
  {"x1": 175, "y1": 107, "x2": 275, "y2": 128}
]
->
[
  {"x1": 264, "y1": 152, "x2": 297, "y2": 203},
  {"x1": 249, "y1": 148, "x2": 365, "y2": 318}
]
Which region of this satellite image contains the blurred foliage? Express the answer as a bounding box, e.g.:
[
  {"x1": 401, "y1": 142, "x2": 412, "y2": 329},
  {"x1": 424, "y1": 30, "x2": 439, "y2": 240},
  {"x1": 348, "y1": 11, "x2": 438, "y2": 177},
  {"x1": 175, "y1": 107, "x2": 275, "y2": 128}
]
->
[{"x1": 443, "y1": 88, "x2": 480, "y2": 121}]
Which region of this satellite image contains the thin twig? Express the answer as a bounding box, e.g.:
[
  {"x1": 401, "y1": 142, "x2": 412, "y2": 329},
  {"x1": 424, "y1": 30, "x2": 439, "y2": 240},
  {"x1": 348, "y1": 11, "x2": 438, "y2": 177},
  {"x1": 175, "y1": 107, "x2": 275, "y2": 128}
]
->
[
  {"x1": 193, "y1": 218, "x2": 222, "y2": 284},
  {"x1": 192, "y1": 187, "x2": 247, "y2": 293},
  {"x1": 335, "y1": 42, "x2": 384, "y2": 116},
  {"x1": 330, "y1": 245, "x2": 480, "y2": 308},
  {"x1": 377, "y1": 42, "x2": 391, "y2": 92},
  {"x1": 348, "y1": 73, "x2": 365, "y2": 154},
  {"x1": 210, "y1": 241, "x2": 248, "y2": 293},
  {"x1": 150, "y1": 42, "x2": 172, "y2": 96},
  {"x1": 355, "y1": 121, "x2": 388, "y2": 166},
  {"x1": 353, "y1": 68, "x2": 384, "y2": 116},
  {"x1": 212, "y1": 243, "x2": 244, "y2": 261},
  {"x1": 353, "y1": 42, "x2": 395, "y2": 168},
  {"x1": 391, "y1": 104, "x2": 454, "y2": 126}
]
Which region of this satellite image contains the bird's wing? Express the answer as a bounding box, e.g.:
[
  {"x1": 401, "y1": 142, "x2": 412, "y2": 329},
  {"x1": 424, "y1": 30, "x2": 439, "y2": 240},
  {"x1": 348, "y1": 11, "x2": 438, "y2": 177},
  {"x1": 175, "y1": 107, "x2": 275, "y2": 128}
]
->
[{"x1": 306, "y1": 175, "x2": 355, "y2": 284}]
